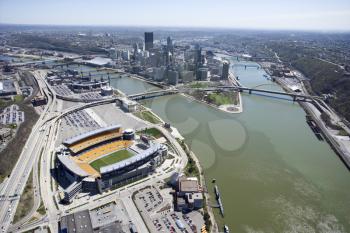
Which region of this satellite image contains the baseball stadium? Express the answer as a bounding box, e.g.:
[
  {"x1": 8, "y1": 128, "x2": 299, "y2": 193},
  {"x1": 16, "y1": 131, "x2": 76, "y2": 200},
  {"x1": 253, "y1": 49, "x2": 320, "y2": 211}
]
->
[{"x1": 55, "y1": 125, "x2": 168, "y2": 203}]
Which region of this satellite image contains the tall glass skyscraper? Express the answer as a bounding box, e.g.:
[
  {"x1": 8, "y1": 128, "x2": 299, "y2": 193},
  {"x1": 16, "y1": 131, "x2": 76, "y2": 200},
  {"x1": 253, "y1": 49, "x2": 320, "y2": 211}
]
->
[{"x1": 144, "y1": 32, "x2": 153, "y2": 51}]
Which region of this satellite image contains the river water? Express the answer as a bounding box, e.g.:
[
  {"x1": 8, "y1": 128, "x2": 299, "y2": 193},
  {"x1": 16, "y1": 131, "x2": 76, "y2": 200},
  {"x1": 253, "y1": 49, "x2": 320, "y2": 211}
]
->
[{"x1": 67, "y1": 61, "x2": 350, "y2": 232}]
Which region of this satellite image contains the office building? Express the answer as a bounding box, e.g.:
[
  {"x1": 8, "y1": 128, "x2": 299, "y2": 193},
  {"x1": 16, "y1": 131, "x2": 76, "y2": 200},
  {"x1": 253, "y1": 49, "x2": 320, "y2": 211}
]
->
[
  {"x1": 222, "y1": 60, "x2": 230, "y2": 80},
  {"x1": 133, "y1": 43, "x2": 139, "y2": 59},
  {"x1": 153, "y1": 66, "x2": 166, "y2": 81},
  {"x1": 144, "y1": 32, "x2": 154, "y2": 51},
  {"x1": 197, "y1": 67, "x2": 209, "y2": 81},
  {"x1": 121, "y1": 50, "x2": 130, "y2": 61},
  {"x1": 167, "y1": 36, "x2": 173, "y2": 53},
  {"x1": 109, "y1": 48, "x2": 117, "y2": 59},
  {"x1": 180, "y1": 71, "x2": 194, "y2": 83},
  {"x1": 167, "y1": 70, "x2": 179, "y2": 85},
  {"x1": 194, "y1": 44, "x2": 202, "y2": 65}
]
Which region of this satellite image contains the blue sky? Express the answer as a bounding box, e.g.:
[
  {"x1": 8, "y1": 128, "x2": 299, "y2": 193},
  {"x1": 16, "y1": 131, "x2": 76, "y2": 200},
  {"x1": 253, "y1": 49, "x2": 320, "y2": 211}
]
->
[{"x1": 0, "y1": 0, "x2": 350, "y2": 31}]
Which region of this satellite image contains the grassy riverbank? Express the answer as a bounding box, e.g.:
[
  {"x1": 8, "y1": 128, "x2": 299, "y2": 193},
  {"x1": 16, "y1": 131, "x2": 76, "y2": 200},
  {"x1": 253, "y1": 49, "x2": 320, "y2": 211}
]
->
[
  {"x1": 207, "y1": 92, "x2": 239, "y2": 106},
  {"x1": 138, "y1": 127, "x2": 164, "y2": 139},
  {"x1": 177, "y1": 138, "x2": 214, "y2": 231},
  {"x1": 134, "y1": 110, "x2": 162, "y2": 124},
  {"x1": 189, "y1": 90, "x2": 239, "y2": 107}
]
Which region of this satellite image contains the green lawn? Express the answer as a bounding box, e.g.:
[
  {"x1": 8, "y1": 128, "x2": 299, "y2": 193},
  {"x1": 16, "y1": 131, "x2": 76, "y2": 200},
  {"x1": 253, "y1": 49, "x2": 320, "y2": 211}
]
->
[
  {"x1": 189, "y1": 82, "x2": 209, "y2": 88},
  {"x1": 134, "y1": 111, "x2": 161, "y2": 124},
  {"x1": 138, "y1": 128, "x2": 163, "y2": 139},
  {"x1": 14, "y1": 95, "x2": 24, "y2": 103},
  {"x1": 90, "y1": 149, "x2": 134, "y2": 172},
  {"x1": 206, "y1": 92, "x2": 239, "y2": 106}
]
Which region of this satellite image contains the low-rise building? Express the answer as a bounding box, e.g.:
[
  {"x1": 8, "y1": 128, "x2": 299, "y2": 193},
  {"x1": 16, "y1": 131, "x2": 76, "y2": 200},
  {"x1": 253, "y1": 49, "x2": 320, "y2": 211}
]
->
[
  {"x1": 0, "y1": 79, "x2": 17, "y2": 97},
  {"x1": 31, "y1": 95, "x2": 47, "y2": 106},
  {"x1": 119, "y1": 97, "x2": 138, "y2": 112},
  {"x1": 175, "y1": 176, "x2": 204, "y2": 211},
  {"x1": 0, "y1": 127, "x2": 11, "y2": 141},
  {"x1": 178, "y1": 176, "x2": 200, "y2": 196},
  {"x1": 59, "y1": 210, "x2": 93, "y2": 233},
  {"x1": 100, "y1": 86, "x2": 113, "y2": 96}
]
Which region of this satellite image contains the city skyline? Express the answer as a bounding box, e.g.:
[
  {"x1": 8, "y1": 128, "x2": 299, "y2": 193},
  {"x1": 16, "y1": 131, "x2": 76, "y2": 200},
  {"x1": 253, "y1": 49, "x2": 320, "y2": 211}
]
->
[{"x1": 0, "y1": 0, "x2": 350, "y2": 31}]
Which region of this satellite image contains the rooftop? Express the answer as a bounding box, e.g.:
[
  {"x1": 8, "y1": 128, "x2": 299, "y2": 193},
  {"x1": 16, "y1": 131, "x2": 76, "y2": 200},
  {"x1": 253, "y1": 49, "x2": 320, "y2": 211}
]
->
[
  {"x1": 86, "y1": 57, "x2": 113, "y2": 66},
  {"x1": 179, "y1": 178, "x2": 199, "y2": 193},
  {"x1": 60, "y1": 210, "x2": 93, "y2": 233},
  {"x1": 63, "y1": 125, "x2": 121, "y2": 146},
  {"x1": 0, "y1": 79, "x2": 16, "y2": 94}
]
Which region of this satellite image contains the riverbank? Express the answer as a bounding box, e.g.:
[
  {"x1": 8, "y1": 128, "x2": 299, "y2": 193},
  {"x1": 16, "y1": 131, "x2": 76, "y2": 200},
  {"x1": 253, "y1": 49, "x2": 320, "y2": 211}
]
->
[
  {"x1": 109, "y1": 60, "x2": 350, "y2": 231},
  {"x1": 132, "y1": 104, "x2": 219, "y2": 233},
  {"x1": 178, "y1": 139, "x2": 219, "y2": 233},
  {"x1": 272, "y1": 74, "x2": 350, "y2": 169},
  {"x1": 182, "y1": 92, "x2": 242, "y2": 114}
]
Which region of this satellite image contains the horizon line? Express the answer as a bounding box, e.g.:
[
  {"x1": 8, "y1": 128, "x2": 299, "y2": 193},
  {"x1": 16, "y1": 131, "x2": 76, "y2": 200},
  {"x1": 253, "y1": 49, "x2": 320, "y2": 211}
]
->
[{"x1": 0, "y1": 22, "x2": 349, "y2": 34}]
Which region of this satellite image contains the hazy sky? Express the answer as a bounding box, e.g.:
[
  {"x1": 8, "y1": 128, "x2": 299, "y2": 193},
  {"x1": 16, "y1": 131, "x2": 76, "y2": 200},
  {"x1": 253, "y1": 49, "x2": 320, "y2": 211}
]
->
[{"x1": 1, "y1": 0, "x2": 350, "y2": 31}]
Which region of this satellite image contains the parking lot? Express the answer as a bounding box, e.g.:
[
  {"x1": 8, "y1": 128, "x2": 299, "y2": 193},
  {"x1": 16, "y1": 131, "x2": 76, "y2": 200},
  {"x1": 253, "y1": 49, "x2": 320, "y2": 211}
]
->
[
  {"x1": 151, "y1": 211, "x2": 204, "y2": 233},
  {"x1": 79, "y1": 92, "x2": 103, "y2": 100},
  {"x1": 52, "y1": 84, "x2": 74, "y2": 96},
  {"x1": 134, "y1": 186, "x2": 205, "y2": 233},
  {"x1": 136, "y1": 186, "x2": 163, "y2": 213},
  {"x1": 0, "y1": 104, "x2": 25, "y2": 125},
  {"x1": 91, "y1": 104, "x2": 147, "y2": 130},
  {"x1": 63, "y1": 110, "x2": 99, "y2": 129}
]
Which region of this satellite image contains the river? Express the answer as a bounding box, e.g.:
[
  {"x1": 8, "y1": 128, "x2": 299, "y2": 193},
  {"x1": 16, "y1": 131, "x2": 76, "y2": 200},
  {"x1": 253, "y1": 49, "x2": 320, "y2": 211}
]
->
[{"x1": 70, "y1": 61, "x2": 350, "y2": 232}]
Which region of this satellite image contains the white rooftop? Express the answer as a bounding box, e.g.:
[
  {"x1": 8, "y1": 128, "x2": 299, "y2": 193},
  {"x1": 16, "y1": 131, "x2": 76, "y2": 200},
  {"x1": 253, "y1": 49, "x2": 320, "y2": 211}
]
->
[{"x1": 87, "y1": 57, "x2": 113, "y2": 66}]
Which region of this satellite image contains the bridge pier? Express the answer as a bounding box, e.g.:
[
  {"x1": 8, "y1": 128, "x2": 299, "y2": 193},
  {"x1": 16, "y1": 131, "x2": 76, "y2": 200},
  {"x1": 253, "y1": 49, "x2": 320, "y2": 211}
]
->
[{"x1": 249, "y1": 89, "x2": 252, "y2": 94}]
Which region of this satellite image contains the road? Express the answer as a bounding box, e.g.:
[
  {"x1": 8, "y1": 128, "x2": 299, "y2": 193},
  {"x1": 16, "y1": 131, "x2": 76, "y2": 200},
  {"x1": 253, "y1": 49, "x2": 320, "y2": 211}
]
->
[
  {"x1": 8, "y1": 149, "x2": 42, "y2": 231},
  {"x1": 278, "y1": 73, "x2": 350, "y2": 169},
  {"x1": 0, "y1": 67, "x2": 190, "y2": 232},
  {"x1": 0, "y1": 70, "x2": 55, "y2": 232}
]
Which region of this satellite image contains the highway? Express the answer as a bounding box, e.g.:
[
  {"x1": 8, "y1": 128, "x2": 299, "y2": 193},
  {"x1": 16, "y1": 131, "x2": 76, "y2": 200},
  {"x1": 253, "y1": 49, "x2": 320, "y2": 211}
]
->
[
  {"x1": 0, "y1": 70, "x2": 55, "y2": 232},
  {"x1": 0, "y1": 68, "x2": 189, "y2": 232},
  {"x1": 39, "y1": 115, "x2": 62, "y2": 232},
  {"x1": 8, "y1": 146, "x2": 42, "y2": 231}
]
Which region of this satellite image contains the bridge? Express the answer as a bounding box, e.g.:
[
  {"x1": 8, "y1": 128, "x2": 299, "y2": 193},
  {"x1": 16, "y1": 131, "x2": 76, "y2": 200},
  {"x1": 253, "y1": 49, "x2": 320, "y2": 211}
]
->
[
  {"x1": 56, "y1": 85, "x2": 320, "y2": 104},
  {"x1": 8, "y1": 58, "x2": 67, "y2": 67},
  {"x1": 126, "y1": 85, "x2": 321, "y2": 102},
  {"x1": 129, "y1": 89, "x2": 179, "y2": 100},
  {"x1": 190, "y1": 86, "x2": 322, "y2": 101},
  {"x1": 232, "y1": 63, "x2": 260, "y2": 69}
]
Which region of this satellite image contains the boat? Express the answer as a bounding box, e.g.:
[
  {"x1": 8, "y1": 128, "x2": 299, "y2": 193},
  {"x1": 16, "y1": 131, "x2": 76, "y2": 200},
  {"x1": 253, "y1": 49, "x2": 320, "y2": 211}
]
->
[
  {"x1": 214, "y1": 185, "x2": 220, "y2": 199},
  {"x1": 224, "y1": 225, "x2": 230, "y2": 233}
]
